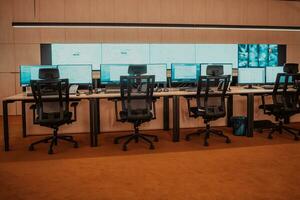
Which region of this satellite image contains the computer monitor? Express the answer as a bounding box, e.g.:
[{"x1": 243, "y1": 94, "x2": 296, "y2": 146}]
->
[
  {"x1": 20, "y1": 65, "x2": 57, "y2": 87},
  {"x1": 266, "y1": 66, "x2": 293, "y2": 84},
  {"x1": 100, "y1": 64, "x2": 129, "y2": 84},
  {"x1": 201, "y1": 63, "x2": 233, "y2": 80},
  {"x1": 171, "y1": 63, "x2": 200, "y2": 83},
  {"x1": 238, "y1": 67, "x2": 265, "y2": 88},
  {"x1": 146, "y1": 64, "x2": 167, "y2": 83},
  {"x1": 58, "y1": 64, "x2": 92, "y2": 85}
]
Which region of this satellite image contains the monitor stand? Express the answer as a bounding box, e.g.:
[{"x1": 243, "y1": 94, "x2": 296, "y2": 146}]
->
[{"x1": 244, "y1": 84, "x2": 257, "y2": 89}]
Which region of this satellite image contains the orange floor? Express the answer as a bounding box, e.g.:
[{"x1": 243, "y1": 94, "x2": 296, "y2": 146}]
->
[{"x1": 1, "y1": 116, "x2": 300, "y2": 200}]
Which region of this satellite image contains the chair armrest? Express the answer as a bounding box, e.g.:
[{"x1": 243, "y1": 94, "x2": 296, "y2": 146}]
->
[
  {"x1": 70, "y1": 101, "x2": 80, "y2": 121},
  {"x1": 114, "y1": 98, "x2": 122, "y2": 121},
  {"x1": 260, "y1": 94, "x2": 269, "y2": 114},
  {"x1": 29, "y1": 104, "x2": 36, "y2": 110}
]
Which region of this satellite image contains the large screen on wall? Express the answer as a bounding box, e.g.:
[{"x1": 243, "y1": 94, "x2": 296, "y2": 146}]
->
[
  {"x1": 51, "y1": 44, "x2": 101, "y2": 70},
  {"x1": 41, "y1": 43, "x2": 286, "y2": 70}
]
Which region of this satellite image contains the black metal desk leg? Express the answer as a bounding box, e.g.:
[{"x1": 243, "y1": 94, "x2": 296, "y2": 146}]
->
[
  {"x1": 3, "y1": 100, "x2": 9, "y2": 151},
  {"x1": 247, "y1": 93, "x2": 254, "y2": 137},
  {"x1": 163, "y1": 96, "x2": 170, "y2": 130},
  {"x1": 172, "y1": 96, "x2": 180, "y2": 142},
  {"x1": 22, "y1": 101, "x2": 27, "y2": 138},
  {"x1": 89, "y1": 99, "x2": 99, "y2": 147},
  {"x1": 227, "y1": 95, "x2": 233, "y2": 127},
  {"x1": 94, "y1": 99, "x2": 100, "y2": 146}
]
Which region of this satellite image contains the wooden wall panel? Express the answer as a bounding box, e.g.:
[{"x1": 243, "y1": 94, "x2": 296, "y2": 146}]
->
[
  {"x1": 14, "y1": 44, "x2": 40, "y2": 71},
  {"x1": 13, "y1": 0, "x2": 36, "y2": 22},
  {"x1": 139, "y1": 0, "x2": 161, "y2": 23},
  {"x1": 182, "y1": 0, "x2": 206, "y2": 24},
  {"x1": 0, "y1": 73, "x2": 17, "y2": 115},
  {"x1": 0, "y1": 0, "x2": 13, "y2": 43},
  {"x1": 90, "y1": 0, "x2": 115, "y2": 22},
  {"x1": 205, "y1": 0, "x2": 244, "y2": 25},
  {"x1": 160, "y1": 0, "x2": 184, "y2": 23},
  {"x1": 65, "y1": 0, "x2": 91, "y2": 22},
  {"x1": 65, "y1": 29, "x2": 92, "y2": 42},
  {"x1": 40, "y1": 28, "x2": 66, "y2": 43},
  {"x1": 14, "y1": 29, "x2": 41, "y2": 43},
  {"x1": 0, "y1": 44, "x2": 15, "y2": 72},
  {"x1": 39, "y1": 0, "x2": 65, "y2": 22},
  {"x1": 244, "y1": 0, "x2": 268, "y2": 25}
]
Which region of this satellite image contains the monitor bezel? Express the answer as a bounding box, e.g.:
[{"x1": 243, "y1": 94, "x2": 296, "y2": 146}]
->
[{"x1": 171, "y1": 63, "x2": 200, "y2": 83}]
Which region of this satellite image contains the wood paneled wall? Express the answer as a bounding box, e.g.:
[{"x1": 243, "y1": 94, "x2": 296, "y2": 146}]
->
[{"x1": 0, "y1": 0, "x2": 300, "y2": 132}]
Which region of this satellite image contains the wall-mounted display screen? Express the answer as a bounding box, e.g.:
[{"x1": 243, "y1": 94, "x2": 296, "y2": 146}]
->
[
  {"x1": 238, "y1": 44, "x2": 281, "y2": 67},
  {"x1": 52, "y1": 44, "x2": 101, "y2": 70}
]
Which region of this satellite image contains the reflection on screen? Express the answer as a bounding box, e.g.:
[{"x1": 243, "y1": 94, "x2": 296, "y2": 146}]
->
[
  {"x1": 238, "y1": 68, "x2": 265, "y2": 84},
  {"x1": 20, "y1": 65, "x2": 56, "y2": 86},
  {"x1": 200, "y1": 63, "x2": 233, "y2": 80},
  {"x1": 171, "y1": 63, "x2": 200, "y2": 82},
  {"x1": 100, "y1": 64, "x2": 129, "y2": 84},
  {"x1": 146, "y1": 64, "x2": 167, "y2": 83},
  {"x1": 58, "y1": 64, "x2": 92, "y2": 84}
]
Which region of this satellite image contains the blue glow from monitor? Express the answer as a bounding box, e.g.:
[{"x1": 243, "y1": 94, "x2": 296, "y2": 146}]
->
[
  {"x1": 100, "y1": 64, "x2": 129, "y2": 84},
  {"x1": 238, "y1": 67, "x2": 265, "y2": 84},
  {"x1": 200, "y1": 63, "x2": 233, "y2": 80},
  {"x1": 146, "y1": 64, "x2": 167, "y2": 83},
  {"x1": 58, "y1": 64, "x2": 92, "y2": 84},
  {"x1": 20, "y1": 65, "x2": 57, "y2": 86},
  {"x1": 171, "y1": 63, "x2": 200, "y2": 83}
]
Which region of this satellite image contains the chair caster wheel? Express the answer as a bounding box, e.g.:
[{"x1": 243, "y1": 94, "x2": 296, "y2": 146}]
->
[
  {"x1": 204, "y1": 141, "x2": 209, "y2": 147},
  {"x1": 29, "y1": 145, "x2": 34, "y2": 151},
  {"x1": 226, "y1": 138, "x2": 231, "y2": 144},
  {"x1": 74, "y1": 143, "x2": 79, "y2": 148},
  {"x1": 149, "y1": 144, "x2": 155, "y2": 150},
  {"x1": 294, "y1": 137, "x2": 299, "y2": 141},
  {"x1": 268, "y1": 135, "x2": 273, "y2": 139},
  {"x1": 185, "y1": 136, "x2": 190, "y2": 141},
  {"x1": 123, "y1": 146, "x2": 128, "y2": 151},
  {"x1": 154, "y1": 137, "x2": 159, "y2": 142},
  {"x1": 48, "y1": 149, "x2": 53, "y2": 154}
]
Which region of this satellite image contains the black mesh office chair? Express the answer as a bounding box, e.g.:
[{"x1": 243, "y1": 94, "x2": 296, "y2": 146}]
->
[
  {"x1": 185, "y1": 75, "x2": 231, "y2": 146},
  {"x1": 114, "y1": 75, "x2": 158, "y2": 151},
  {"x1": 29, "y1": 68, "x2": 79, "y2": 154},
  {"x1": 259, "y1": 73, "x2": 300, "y2": 140}
]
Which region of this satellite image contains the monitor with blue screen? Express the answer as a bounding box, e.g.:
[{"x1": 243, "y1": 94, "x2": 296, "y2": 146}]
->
[
  {"x1": 200, "y1": 63, "x2": 233, "y2": 80},
  {"x1": 58, "y1": 64, "x2": 92, "y2": 85},
  {"x1": 238, "y1": 67, "x2": 265, "y2": 88},
  {"x1": 171, "y1": 63, "x2": 200, "y2": 83},
  {"x1": 20, "y1": 65, "x2": 57, "y2": 87},
  {"x1": 146, "y1": 64, "x2": 167, "y2": 83},
  {"x1": 100, "y1": 64, "x2": 129, "y2": 84}
]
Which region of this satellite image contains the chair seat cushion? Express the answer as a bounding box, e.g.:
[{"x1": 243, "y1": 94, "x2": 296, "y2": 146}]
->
[
  {"x1": 120, "y1": 109, "x2": 153, "y2": 122},
  {"x1": 38, "y1": 111, "x2": 72, "y2": 126},
  {"x1": 190, "y1": 106, "x2": 225, "y2": 120}
]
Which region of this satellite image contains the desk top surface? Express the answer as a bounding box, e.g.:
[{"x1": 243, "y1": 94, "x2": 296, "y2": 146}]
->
[{"x1": 3, "y1": 86, "x2": 275, "y2": 102}]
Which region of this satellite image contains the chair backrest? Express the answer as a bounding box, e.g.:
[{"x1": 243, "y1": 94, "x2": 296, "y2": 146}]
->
[
  {"x1": 30, "y1": 79, "x2": 70, "y2": 123},
  {"x1": 120, "y1": 75, "x2": 155, "y2": 119},
  {"x1": 273, "y1": 73, "x2": 300, "y2": 114},
  {"x1": 196, "y1": 75, "x2": 230, "y2": 117}
]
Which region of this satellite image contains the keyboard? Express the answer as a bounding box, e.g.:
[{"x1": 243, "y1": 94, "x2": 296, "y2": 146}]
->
[
  {"x1": 105, "y1": 89, "x2": 120, "y2": 94},
  {"x1": 262, "y1": 85, "x2": 274, "y2": 90}
]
